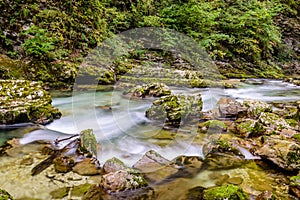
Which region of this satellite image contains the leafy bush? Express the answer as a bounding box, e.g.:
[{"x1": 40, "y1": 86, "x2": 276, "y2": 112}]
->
[{"x1": 21, "y1": 26, "x2": 56, "y2": 59}]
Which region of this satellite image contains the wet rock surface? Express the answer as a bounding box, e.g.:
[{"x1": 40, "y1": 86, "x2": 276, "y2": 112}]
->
[
  {"x1": 0, "y1": 80, "x2": 61, "y2": 125},
  {"x1": 145, "y1": 94, "x2": 202, "y2": 127}
]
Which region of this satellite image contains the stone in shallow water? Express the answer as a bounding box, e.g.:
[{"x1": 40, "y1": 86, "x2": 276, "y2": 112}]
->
[
  {"x1": 133, "y1": 150, "x2": 178, "y2": 183},
  {"x1": 82, "y1": 184, "x2": 155, "y2": 200},
  {"x1": 100, "y1": 170, "x2": 148, "y2": 192},
  {"x1": 184, "y1": 186, "x2": 205, "y2": 200},
  {"x1": 103, "y1": 157, "x2": 128, "y2": 174},
  {"x1": 227, "y1": 176, "x2": 243, "y2": 185},
  {"x1": 73, "y1": 158, "x2": 101, "y2": 176},
  {"x1": 145, "y1": 94, "x2": 202, "y2": 128}
]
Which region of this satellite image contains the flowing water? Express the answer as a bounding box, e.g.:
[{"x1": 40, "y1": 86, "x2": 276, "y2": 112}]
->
[
  {"x1": 0, "y1": 79, "x2": 299, "y2": 199},
  {"x1": 1, "y1": 79, "x2": 300, "y2": 164}
]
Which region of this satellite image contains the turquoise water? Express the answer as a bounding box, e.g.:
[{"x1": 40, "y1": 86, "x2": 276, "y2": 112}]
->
[{"x1": 1, "y1": 79, "x2": 300, "y2": 164}]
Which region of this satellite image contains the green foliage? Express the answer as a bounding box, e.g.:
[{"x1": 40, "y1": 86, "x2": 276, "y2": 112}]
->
[
  {"x1": 203, "y1": 184, "x2": 248, "y2": 200},
  {"x1": 161, "y1": 0, "x2": 282, "y2": 62},
  {"x1": 21, "y1": 26, "x2": 56, "y2": 59}
]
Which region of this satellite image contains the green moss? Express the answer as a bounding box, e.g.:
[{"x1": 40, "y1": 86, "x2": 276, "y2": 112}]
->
[
  {"x1": 203, "y1": 184, "x2": 248, "y2": 200},
  {"x1": 216, "y1": 140, "x2": 232, "y2": 152},
  {"x1": 292, "y1": 134, "x2": 300, "y2": 142},
  {"x1": 286, "y1": 119, "x2": 298, "y2": 127},
  {"x1": 290, "y1": 176, "x2": 300, "y2": 187},
  {"x1": 0, "y1": 189, "x2": 14, "y2": 200}
]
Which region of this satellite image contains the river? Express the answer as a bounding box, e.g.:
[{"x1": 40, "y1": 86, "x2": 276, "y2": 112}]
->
[{"x1": 1, "y1": 79, "x2": 299, "y2": 165}]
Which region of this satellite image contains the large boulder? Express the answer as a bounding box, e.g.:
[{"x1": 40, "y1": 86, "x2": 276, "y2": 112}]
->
[
  {"x1": 0, "y1": 80, "x2": 61, "y2": 124},
  {"x1": 145, "y1": 94, "x2": 202, "y2": 127},
  {"x1": 123, "y1": 82, "x2": 171, "y2": 98},
  {"x1": 255, "y1": 136, "x2": 300, "y2": 171}
]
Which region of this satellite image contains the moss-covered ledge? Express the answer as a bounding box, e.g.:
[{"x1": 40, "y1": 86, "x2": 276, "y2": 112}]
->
[{"x1": 0, "y1": 79, "x2": 61, "y2": 125}]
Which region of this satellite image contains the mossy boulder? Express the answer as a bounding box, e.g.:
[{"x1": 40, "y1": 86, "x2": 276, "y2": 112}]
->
[
  {"x1": 256, "y1": 136, "x2": 300, "y2": 171},
  {"x1": 203, "y1": 184, "x2": 248, "y2": 200},
  {"x1": 145, "y1": 94, "x2": 202, "y2": 127},
  {"x1": 0, "y1": 79, "x2": 61, "y2": 124},
  {"x1": 123, "y1": 82, "x2": 171, "y2": 98},
  {"x1": 198, "y1": 120, "x2": 227, "y2": 133},
  {"x1": 103, "y1": 157, "x2": 128, "y2": 174},
  {"x1": 235, "y1": 119, "x2": 266, "y2": 138},
  {"x1": 258, "y1": 112, "x2": 290, "y2": 131},
  {"x1": 243, "y1": 100, "x2": 272, "y2": 119}
]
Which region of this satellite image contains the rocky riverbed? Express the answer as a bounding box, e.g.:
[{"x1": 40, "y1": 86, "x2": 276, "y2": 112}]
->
[{"x1": 0, "y1": 79, "x2": 300, "y2": 199}]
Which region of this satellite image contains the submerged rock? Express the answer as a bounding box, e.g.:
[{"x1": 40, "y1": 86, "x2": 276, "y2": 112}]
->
[
  {"x1": 82, "y1": 184, "x2": 155, "y2": 200},
  {"x1": 145, "y1": 94, "x2": 202, "y2": 127},
  {"x1": 203, "y1": 184, "x2": 249, "y2": 200},
  {"x1": 204, "y1": 138, "x2": 246, "y2": 170},
  {"x1": 133, "y1": 150, "x2": 204, "y2": 184},
  {"x1": 133, "y1": 150, "x2": 177, "y2": 183},
  {"x1": 184, "y1": 186, "x2": 205, "y2": 200},
  {"x1": 73, "y1": 158, "x2": 101, "y2": 175},
  {"x1": 0, "y1": 80, "x2": 61, "y2": 125},
  {"x1": 256, "y1": 136, "x2": 300, "y2": 171},
  {"x1": 123, "y1": 82, "x2": 171, "y2": 98}
]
